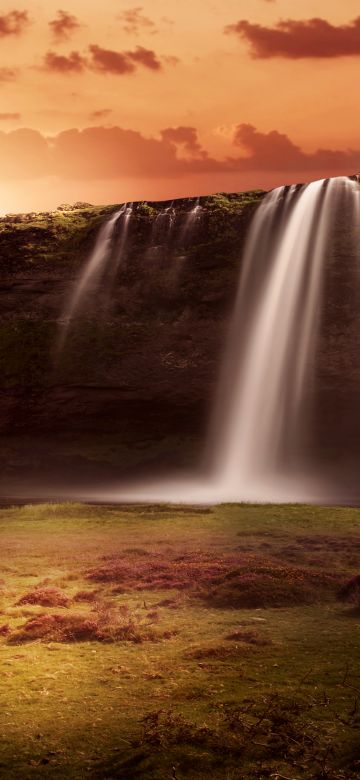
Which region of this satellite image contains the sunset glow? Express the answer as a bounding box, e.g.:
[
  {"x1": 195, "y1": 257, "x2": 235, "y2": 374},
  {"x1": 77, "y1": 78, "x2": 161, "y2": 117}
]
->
[{"x1": 0, "y1": 0, "x2": 360, "y2": 212}]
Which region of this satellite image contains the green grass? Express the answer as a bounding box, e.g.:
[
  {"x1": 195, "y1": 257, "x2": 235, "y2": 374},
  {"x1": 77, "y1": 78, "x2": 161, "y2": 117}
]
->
[{"x1": 0, "y1": 502, "x2": 359, "y2": 778}]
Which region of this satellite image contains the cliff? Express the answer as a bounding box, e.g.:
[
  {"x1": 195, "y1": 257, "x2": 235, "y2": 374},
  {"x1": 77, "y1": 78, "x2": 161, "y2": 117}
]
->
[
  {"x1": 2, "y1": 183, "x2": 360, "y2": 500},
  {"x1": 0, "y1": 192, "x2": 264, "y2": 495}
]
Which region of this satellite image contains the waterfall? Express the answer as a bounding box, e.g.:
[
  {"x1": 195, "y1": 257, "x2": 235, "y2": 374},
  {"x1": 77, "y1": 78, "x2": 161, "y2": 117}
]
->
[
  {"x1": 97, "y1": 175, "x2": 360, "y2": 505},
  {"x1": 107, "y1": 203, "x2": 133, "y2": 282},
  {"x1": 210, "y1": 179, "x2": 335, "y2": 499},
  {"x1": 151, "y1": 202, "x2": 175, "y2": 245},
  {"x1": 178, "y1": 197, "x2": 202, "y2": 245},
  {"x1": 56, "y1": 204, "x2": 131, "y2": 355}
]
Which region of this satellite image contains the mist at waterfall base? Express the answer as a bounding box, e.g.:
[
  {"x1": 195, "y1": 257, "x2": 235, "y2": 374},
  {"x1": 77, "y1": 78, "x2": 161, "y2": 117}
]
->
[{"x1": 57, "y1": 175, "x2": 360, "y2": 506}]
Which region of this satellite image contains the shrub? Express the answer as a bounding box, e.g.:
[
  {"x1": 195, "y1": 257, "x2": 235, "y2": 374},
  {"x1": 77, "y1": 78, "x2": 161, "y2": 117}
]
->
[
  {"x1": 9, "y1": 608, "x2": 172, "y2": 645},
  {"x1": 17, "y1": 587, "x2": 70, "y2": 608},
  {"x1": 87, "y1": 551, "x2": 339, "y2": 608}
]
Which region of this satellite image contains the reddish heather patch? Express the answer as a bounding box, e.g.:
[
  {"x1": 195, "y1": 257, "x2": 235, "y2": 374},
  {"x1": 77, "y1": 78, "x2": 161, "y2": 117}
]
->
[
  {"x1": 87, "y1": 552, "x2": 245, "y2": 590},
  {"x1": 9, "y1": 608, "x2": 175, "y2": 644},
  {"x1": 86, "y1": 551, "x2": 340, "y2": 608},
  {"x1": 17, "y1": 587, "x2": 70, "y2": 608}
]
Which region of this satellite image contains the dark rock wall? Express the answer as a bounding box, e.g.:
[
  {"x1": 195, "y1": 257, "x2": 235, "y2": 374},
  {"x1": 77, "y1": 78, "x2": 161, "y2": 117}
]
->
[
  {"x1": 1, "y1": 187, "x2": 360, "y2": 499},
  {"x1": 0, "y1": 193, "x2": 263, "y2": 493}
]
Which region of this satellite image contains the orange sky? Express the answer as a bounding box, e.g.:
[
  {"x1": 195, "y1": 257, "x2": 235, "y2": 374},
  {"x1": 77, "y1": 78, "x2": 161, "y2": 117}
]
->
[{"x1": 0, "y1": 0, "x2": 360, "y2": 212}]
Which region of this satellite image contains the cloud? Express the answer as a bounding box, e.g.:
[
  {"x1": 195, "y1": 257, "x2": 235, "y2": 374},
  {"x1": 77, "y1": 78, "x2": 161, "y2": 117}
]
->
[
  {"x1": 0, "y1": 67, "x2": 18, "y2": 82},
  {"x1": 89, "y1": 109, "x2": 113, "y2": 120},
  {"x1": 0, "y1": 123, "x2": 358, "y2": 182},
  {"x1": 50, "y1": 126, "x2": 215, "y2": 179},
  {"x1": 89, "y1": 44, "x2": 162, "y2": 73},
  {"x1": 230, "y1": 124, "x2": 360, "y2": 172},
  {"x1": 162, "y1": 55, "x2": 180, "y2": 66},
  {"x1": 43, "y1": 45, "x2": 164, "y2": 76},
  {"x1": 118, "y1": 6, "x2": 156, "y2": 35},
  {"x1": 225, "y1": 16, "x2": 360, "y2": 58},
  {"x1": 126, "y1": 46, "x2": 162, "y2": 71},
  {"x1": 0, "y1": 10, "x2": 29, "y2": 37},
  {"x1": 43, "y1": 51, "x2": 87, "y2": 73},
  {"x1": 161, "y1": 126, "x2": 208, "y2": 158},
  {"x1": 0, "y1": 112, "x2": 21, "y2": 120},
  {"x1": 49, "y1": 10, "x2": 81, "y2": 41},
  {"x1": 88, "y1": 45, "x2": 135, "y2": 74}
]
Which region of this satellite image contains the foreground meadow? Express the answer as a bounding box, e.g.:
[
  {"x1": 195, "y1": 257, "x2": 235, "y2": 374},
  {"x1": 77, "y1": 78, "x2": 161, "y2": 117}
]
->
[{"x1": 0, "y1": 502, "x2": 359, "y2": 779}]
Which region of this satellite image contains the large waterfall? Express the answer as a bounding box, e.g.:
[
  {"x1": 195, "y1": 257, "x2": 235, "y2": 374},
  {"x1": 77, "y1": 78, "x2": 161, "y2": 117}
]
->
[
  {"x1": 208, "y1": 177, "x2": 360, "y2": 501},
  {"x1": 91, "y1": 175, "x2": 358, "y2": 505}
]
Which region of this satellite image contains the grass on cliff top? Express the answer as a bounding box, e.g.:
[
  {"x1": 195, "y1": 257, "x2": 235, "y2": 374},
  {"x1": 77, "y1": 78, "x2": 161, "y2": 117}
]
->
[{"x1": 0, "y1": 502, "x2": 359, "y2": 779}]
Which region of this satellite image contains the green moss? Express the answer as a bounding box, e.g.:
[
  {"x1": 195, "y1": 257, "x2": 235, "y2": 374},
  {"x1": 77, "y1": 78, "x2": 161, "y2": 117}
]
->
[{"x1": 137, "y1": 203, "x2": 158, "y2": 217}]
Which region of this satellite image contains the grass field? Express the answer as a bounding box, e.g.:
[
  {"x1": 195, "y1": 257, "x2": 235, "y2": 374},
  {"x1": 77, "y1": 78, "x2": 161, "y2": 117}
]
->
[{"x1": 0, "y1": 502, "x2": 359, "y2": 779}]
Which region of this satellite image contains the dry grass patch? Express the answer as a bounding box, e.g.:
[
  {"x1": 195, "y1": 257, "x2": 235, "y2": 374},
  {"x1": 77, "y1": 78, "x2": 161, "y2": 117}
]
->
[
  {"x1": 73, "y1": 589, "x2": 99, "y2": 603},
  {"x1": 224, "y1": 628, "x2": 271, "y2": 645}
]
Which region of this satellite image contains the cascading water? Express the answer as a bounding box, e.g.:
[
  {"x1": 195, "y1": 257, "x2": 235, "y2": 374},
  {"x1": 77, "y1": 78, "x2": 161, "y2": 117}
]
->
[
  {"x1": 178, "y1": 197, "x2": 202, "y2": 245},
  {"x1": 211, "y1": 176, "x2": 360, "y2": 501},
  {"x1": 151, "y1": 202, "x2": 175, "y2": 245},
  {"x1": 56, "y1": 203, "x2": 132, "y2": 356},
  {"x1": 209, "y1": 177, "x2": 343, "y2": 500},
  {"x1": 109, "y1": 203, "x2": 133, "y2": 281}
]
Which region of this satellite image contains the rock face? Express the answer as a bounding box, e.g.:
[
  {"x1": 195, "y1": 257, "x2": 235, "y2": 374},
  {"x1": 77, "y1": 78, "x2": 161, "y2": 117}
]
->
[
  {"x1": 0, "y1": 193, "x2": 263, "y2": 495},
  {"x1": 1, "y1": 187, "x2": 360, "y2": 501}
]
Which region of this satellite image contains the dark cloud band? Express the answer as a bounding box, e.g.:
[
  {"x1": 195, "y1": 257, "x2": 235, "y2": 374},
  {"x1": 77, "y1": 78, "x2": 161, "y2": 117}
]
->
[{"x1": 225, "y1": 16, "x2": 360, "y2": 58}]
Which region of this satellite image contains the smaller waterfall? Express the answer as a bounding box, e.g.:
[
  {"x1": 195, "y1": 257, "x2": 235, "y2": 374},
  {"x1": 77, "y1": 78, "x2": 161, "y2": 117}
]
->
[
  {"x1": 109, "y1": 203, "x2": 133, "y2": 280},
  {"x1": 178, "y1": 197, "x2": 202, "y2": 246},
  {"x1": 164, "y1": 202, "x2": 175, "y2": 234},
  {"x1": 56, "y1": 204, "x2": 132, "y2": 356},
  {"x1": 151, "y1": 202, "x2": 175, "y2": 245}
]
